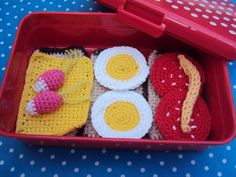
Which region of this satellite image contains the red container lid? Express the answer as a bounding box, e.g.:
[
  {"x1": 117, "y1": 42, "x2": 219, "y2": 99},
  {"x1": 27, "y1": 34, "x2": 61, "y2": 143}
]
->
[{"x1": 97, "y1": 0, "x2": 236, "y2": 60}]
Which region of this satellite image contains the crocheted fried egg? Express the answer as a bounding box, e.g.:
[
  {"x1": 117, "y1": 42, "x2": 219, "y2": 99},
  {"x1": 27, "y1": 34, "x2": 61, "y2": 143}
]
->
[
  {"x1": 91, "y1": 91, "x2": 152, "y2": 138},
  {"x1": 94, "y1": 46, "x2": 149, "y2": 90}
]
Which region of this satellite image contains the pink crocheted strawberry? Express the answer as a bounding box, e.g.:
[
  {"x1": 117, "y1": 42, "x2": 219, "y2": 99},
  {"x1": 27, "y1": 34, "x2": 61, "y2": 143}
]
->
[
  {"x1": 26, "y1": 91, "x2": 63, "y2": 116},
  {"x1": 34, "y1": 69, "x2": 65, "y2": 93}
]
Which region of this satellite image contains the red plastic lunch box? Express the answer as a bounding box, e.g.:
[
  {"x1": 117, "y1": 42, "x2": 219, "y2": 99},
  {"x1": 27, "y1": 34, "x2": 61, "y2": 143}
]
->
[{"x1": 0, "y1": 0, "x2": 236, "y2": 150}]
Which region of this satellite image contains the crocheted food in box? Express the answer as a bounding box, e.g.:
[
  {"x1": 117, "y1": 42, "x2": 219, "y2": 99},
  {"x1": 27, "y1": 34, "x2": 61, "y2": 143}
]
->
[
  {"x1": 16, "y1": 52, "x2": 93, "y2": 135},
  {"x1": 83, "y1": 50, "x2": 144, "y2": 138},
  {"x1": 91, "y1": 91, "x2": 152, "y2": 138},
  {"x1": 150, "y1": 53, "x2": 205, "y2": 97},
  {"x1": 151, "y1": 53, "x2": 211, "y2": 141},
  {"x1": 155, "y1": 91, "x2": 211, "y2": 141},
  {"x1": 94, "y1": 46, "x2": 149, "y2": 90}
]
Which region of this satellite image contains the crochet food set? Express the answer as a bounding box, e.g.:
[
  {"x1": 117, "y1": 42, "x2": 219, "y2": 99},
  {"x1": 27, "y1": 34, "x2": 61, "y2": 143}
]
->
[{"x1": 15, "y1": 46, "x2": 212, "y2": 141}]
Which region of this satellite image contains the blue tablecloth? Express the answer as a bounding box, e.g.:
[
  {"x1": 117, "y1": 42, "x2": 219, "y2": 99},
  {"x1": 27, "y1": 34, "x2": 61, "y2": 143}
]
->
[{"x1": 0, "y1": 0, "x2": 236, "y2": 177}]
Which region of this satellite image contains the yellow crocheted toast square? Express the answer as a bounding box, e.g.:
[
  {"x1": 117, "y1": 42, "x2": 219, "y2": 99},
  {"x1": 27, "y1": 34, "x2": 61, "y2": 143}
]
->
[{"x1": 16, "y1": 52, "x2": 93, "y2": 135}]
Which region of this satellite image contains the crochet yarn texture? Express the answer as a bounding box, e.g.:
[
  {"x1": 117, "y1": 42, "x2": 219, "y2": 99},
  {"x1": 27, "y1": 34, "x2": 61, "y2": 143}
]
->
[
  {"x1": 150, "y1": 53, "x2": 205, "y2": 96},
  {"x1": 33, "y1": 49, "x2": 83, "y2": 93},
  {"x1": 34, "y1": 69, "x2": 65, "y2": 93},
  {"x1": 91, "y1": 91, "x2": 152, "y2": 138},
  {"x1": 155, "y1": 91, "x2": 211, "y2": 141},
  {"x1": 83, "y1": 50, "x2": 144, "y2": 138},
  {"x1": 147, "y1": 50, "x2": 163, "y2": 139},
  {"x1": 16, "y1": 52, "x2": 93, "y2": 135},
  {"x1": 26, "y1": 91, "x2": 62, "y2": 116},
  {"x1": 178, "y1": 55, "x2": 202, "y2": 133},
  {"x1": 94, "y1": 46, "x2": 149, "y2": 90}
]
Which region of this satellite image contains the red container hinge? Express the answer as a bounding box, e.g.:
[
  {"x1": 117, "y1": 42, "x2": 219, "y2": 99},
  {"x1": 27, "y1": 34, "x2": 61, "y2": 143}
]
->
[{"x1": 117, "y1": 0, "x2": 166, "y2": 37}]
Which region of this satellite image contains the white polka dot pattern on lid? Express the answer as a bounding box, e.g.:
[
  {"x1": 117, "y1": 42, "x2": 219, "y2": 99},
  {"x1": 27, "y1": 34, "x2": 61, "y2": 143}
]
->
[
  {"x1": 171, "y1": 5, "x2": 179, "y2": 9},
  {"x1": 206, "y1": 9, "x2": 213, "y2": 13},
  {"x1": 199, "y1": 3, "x2": 205, "y2": 7},
  {"x1": 231, "y1": 24, "x2": 236, "y2": 28},
  {"x1": 184, "y1": 6, "x2": 191, "y2": 11},
  {"x1": 226, "y1": 11, "x2": 232, "y2": 16},
  {"x1": 209, "y1": 21, "x2": 217, "y2": 26},
  {"x1": 216, "y1": 10, "x2": 223, "y2": 15},
  {"x1": 191, "y1": 13, "x2": 198, "y2": 17},
  {"x1": 218, "y1": 6, "x2": 225, "y2": 10},
  {"x1": 195, "y1": 8, "x2": 202, "y2": 12},
  {"x1": 213, "y1": 16, "x2": 220, "y2": 20},
  {"x1": 229, "y1": 30, "x2": 236, "y2": 35},
  {"x1": 223, "y1": 17, "x2": 230, "y2": 21},
  {"x1": 209, "y1": 4, "x2": 215, "y2": 8},
  {"x1": 188, "y1": 2, "x2": 195, "y2": 6},
  {"x1": 177, "y1": 1, "x2": 183, "y2": 4},
  {"x1": 202, "y1": 14, "x2": 209, "y2": 19},
  {"x1": 162, "y1": 0, "x2": 236, "y2": 37}
]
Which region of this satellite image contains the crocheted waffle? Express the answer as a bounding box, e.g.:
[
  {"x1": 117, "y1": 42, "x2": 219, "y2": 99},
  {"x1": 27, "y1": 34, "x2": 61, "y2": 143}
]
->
[
  {"x1": 155, "y1": 91, "x2": 211, "y2": 141},
  {"x1": 83, "y1": 50, "x2": 144, "y2": 138},
  {"x1": 16, "y1": 52, "x2": 93, "y2": 135},
  {"x1": 150, "y1": 53, "x2": 205, "y2": 97},
  {"x1": 94, "y1": 46, "x2": 149, "y2": 90},
  {"x1": 147, "y1": 51, "x2": 163, "y2": 139},
  {"x1": 91, "y1": 91, "x2": 152, "y2": 138}
]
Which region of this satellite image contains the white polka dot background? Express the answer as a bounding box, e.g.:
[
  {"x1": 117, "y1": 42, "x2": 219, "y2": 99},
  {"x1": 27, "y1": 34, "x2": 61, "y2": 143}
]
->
[{"x1": 0, "y1": 0, "x2": 236, "y2": 177}]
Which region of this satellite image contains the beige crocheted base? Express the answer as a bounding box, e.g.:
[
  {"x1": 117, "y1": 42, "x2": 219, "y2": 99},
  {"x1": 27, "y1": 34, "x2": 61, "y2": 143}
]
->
[
  {"x1": 83, "y1": 53, "x2": 108, "y2": 137},
  {"x1": 147, "y1": 51, "x2": 163, "y2": 139}
]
